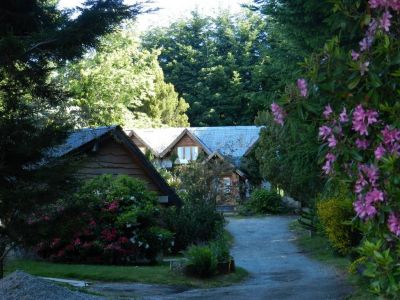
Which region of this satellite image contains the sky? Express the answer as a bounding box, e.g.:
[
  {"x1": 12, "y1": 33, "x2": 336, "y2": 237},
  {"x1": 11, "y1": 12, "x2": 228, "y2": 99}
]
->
[{"x1": 58, "y1": 0, "x2": 251, "y2": 31}]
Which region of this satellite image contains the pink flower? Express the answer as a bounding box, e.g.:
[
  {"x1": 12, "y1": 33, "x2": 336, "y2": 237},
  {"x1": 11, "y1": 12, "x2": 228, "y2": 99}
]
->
[
  {"x1": 351, "y1": 50, "x2": 360, "y2": 61},
  {"x1": 318, "y1": 126, "x2": 332, "y2": 140},
  {"x1": 322, "y1": 153, "x2": 336, "y2": 175},
  {"x1": 297, "y1": 78, "x2": 308, "y2": 97},
  {"x1": 374, "y1": 144, "x2": 386, "y2": 160},
  {"x1": 323, "y1": 104, "x2": 333, "y2": 119},
  {"x1": 360, "y1": 61, "x2": 370, "y2": 76},
  {"x1": 381, "y1": 126, "x2": 400, "y2": 155},
  {"x1": 359, "y1": 163, "x2": 379, "y2": 187},
  {"x1": 339, "y1": 108, "x2": 349, "y2": 123},
  {"x1": 73, "y1": 238, "x2": 81, "y2": 246},
  {"x1": 388, "y1": 212, "x2": 400, "y2": 236},
  {"x1": 271, "y1": 103, "x2": 286, "y2": 126},
  {"x1": 106, "y1": 200, "x2": 119, "y2": 212},
  {"x1": 355, "y1": 174, "x2": 368, "y2": 194},
  {"x1": 354, "y1": 197, "x2": 377, "y2": 220},
  {"x1": 328, "y1": 135, "x2": 337, "y2": 148},
  {"x1": 365, "y1": 189, "x2": 385, "y2": 203},
  {"x1": 352, "y1": 104, "x2": 379, "y2": 136},
  {"x1": 380, "y1": 11, "x2": 392, "y2": 32},
  {"x1": 355, "y1": 139, "x2": 369, "y2": 150}
]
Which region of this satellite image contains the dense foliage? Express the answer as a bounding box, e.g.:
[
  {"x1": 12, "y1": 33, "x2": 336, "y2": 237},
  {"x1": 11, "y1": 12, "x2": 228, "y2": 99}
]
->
[
  {"x1": 163, "y1": 162, "x2": 226, "y2": 252},
  {"x1": 245, "y1": 188, "x2": 282, "y2": 214},
  {"x1": 142, "y1": 10, "x2": 269, "y2": 126},
  {"x1": 0, "y1": 0, "x2": 143, "y2": 278},
  {"x1": 265, "y1": 1, "x2": 400, "y2": 297},
  {"x1": 36, "y1": 175, "x2": 173, "y2": 264},
  {"x1": 59, "y1": 27, "x2": 189, "y2": 128},
  {"x1": 185, "y1": 244, "x2": 218, "y2": 278},
  {"x1": 317, "y1": 197, "x2": 359, "y2": 255}
]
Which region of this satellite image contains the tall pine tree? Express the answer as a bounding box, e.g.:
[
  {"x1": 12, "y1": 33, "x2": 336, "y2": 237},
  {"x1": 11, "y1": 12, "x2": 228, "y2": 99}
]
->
[{"x1": 0, "y1": 0, "x2": 143, "y2": 278}]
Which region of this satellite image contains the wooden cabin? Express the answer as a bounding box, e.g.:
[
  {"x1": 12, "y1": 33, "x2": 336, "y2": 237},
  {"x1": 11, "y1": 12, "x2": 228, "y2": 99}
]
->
[
  {"x1": 126, "y1": 126, "x2": 261, "y2": 206},
  {"x1": 52, "y1": 126, "x2": 180, "y2": 206}
]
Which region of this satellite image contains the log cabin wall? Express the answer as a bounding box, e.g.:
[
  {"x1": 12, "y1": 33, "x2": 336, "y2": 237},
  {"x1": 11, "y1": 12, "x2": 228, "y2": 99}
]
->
[{"x1": 77, "y1": 137, "x2": 163, "y2": 195}]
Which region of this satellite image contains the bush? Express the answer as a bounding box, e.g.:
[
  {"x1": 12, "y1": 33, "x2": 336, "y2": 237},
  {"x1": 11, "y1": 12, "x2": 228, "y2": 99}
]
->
[
  {"x1": 317, "y1": 197, "x2": 360, "y2": 255},
  {"x1": 163, "y1": 200, "x2": 224, "y2": 252},
  {"x1": 185, "y1": 245, "x2": 217, "y2": 277},
  {"x1": 36, "y1": 175, "x2": 173, "y2": 264},
  {"x1": 210, "y1": 235, "x2": 231, "y2": 263},
  {"x1": 246, "y1": 188, "x2": 282, "y2": 214}
]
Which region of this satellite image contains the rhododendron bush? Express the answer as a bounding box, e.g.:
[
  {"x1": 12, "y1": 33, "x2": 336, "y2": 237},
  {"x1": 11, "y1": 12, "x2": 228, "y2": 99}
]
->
[
  {"x1": 35, "y1": 175, "x2": 173, "y2": 264},
  {"x1": 266, "y1": 1, "x2": 400, "y2": 296}
]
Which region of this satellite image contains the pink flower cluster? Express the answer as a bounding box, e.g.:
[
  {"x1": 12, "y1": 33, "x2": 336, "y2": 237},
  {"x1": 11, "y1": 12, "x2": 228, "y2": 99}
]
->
[
  {"x1": 297, "y1": 78, "x2": 308, "y2": 97},
  {"x1": 388, "y1": 212, "x2": 400, "y2": 236},
  {"x1": 101, "y1": 228, "x2": 117, "y2": 241},
  {"x1": 271, "y1": 103, "x2": 285, "y2": 126},
  {"x1": 353, "y1": 164, "x2": 384, "y2": 220},
  {"x1": 352, "y1": 104, "x2": 379, "y2": 136},
  {"x1": 106, "y1": 200, "x2": 119, "y2": 212},
  {"x1": 322, "y1": 153, "x2": 336, "y2": 175},
  {"x1": 375, "y1": 126, "x2": 400, "y2": 160},
  {"x1": 369, "y1": 0, "x2": 400, "y2": 11}
]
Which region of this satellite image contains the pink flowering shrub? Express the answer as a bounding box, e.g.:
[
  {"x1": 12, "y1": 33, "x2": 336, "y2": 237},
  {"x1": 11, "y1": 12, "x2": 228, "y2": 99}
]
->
[
  {"x1": 265, "y1": 1, "x2": 400, "y2": 296},
  {"x1": 36, "y1": 175, "x2": 173, "y2": 264}
]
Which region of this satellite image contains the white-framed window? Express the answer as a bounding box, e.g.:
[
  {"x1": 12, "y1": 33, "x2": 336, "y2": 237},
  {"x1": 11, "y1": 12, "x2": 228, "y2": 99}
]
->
[{"x1": 177, "y1": 146, "x2": 199, "y2": 162}]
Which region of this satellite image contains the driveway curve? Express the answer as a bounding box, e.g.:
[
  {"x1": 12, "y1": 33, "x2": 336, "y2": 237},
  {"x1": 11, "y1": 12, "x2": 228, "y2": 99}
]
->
[{"x1": 150, "y1": 216, "x2": 353, "y2": 300}]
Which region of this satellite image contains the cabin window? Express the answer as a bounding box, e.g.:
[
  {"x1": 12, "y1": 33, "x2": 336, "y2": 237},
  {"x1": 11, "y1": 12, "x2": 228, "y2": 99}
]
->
[
  {"x1": 177, "y1": 146, "x2": 199, "y2": 162},
  {"x1": 223, "y1": 177, "x2": 232, "y2": 193}
]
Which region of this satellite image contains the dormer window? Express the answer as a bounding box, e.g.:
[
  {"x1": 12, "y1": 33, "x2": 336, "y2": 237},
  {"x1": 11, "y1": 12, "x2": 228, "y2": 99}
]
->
[{"x1": 177, "y1": 146, "x2": 199, "y2": 162}]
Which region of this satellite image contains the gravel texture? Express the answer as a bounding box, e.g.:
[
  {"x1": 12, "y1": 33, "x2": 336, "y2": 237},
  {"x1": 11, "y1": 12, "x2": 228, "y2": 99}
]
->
[{"x1": 0, "y1": 271, "x2": 103, "y2": 300}]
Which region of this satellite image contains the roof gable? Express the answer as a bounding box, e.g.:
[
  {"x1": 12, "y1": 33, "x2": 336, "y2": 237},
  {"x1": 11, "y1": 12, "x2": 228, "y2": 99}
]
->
[
  {"x1": 51, "y1": 126, "x2": 181, "y2": 206},
  {"x1": 159, "y1": 129, "x2": 211, "y2": 158},
  {"x1": 127, "y1": 126, "x2": 262, "y2": 167}
]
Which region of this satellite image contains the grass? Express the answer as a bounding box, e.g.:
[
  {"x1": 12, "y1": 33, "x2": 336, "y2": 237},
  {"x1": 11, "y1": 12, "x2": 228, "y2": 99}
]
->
[
  {"x1": 289, "y1": 220, "x2": 374, "y2": 300},
  {"x1": 5, "y1": 259, "x2": 248, "y2": 288}
]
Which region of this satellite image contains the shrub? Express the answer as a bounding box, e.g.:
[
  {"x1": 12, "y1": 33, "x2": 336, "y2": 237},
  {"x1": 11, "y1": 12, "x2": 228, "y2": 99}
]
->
[
  {"x1": 163, "y1": 200, "x2": 224, "y2": 252},
  {"x1": 36, "y1": 175, "x2": 173, "y2": 264},
  {"x1": 210, "y1": 235, "x2": 230, "y2": 263},
  {"x1": 185, "y1": 245, "x2": 217, "y2": 277},
  {"x1": 317, "y1": 197, "x2": 360, "y2": 255},
  {"x1": 246, "y1": 188, "x2": 282, "y2": 214}
]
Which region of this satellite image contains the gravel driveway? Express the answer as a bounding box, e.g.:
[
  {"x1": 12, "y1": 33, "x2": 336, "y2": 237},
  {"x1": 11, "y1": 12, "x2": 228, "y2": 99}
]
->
[{"x1": 147, "y1": 216, "x2": 353, "y2": 300}]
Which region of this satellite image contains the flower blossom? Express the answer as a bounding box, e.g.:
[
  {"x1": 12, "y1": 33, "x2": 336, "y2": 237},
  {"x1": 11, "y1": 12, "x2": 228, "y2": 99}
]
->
[
  {"x1": 339, "y1": 108, "x2": 349, "y2": 123},
  {"x1": 323, "y1": 104, "x2": 333, "y2": 119},
  {"x1": 297, "y1": 78, "x2": 308, "y2": 97},
  {"x1": 374, "y1": 144, "x2": 386, "y2": 160},
  {"x1": 328, "y1": 135, "x2": 337, "y2": 148},
  {"x1": 351, "y1": 50, "x2": 360, "y2": 61},
  {"x1": 322, "y1": 152, "x2": 336, "y2": 175},
  {"x1": 318, "y1": 126, "x2": 332, "y2": 140},
  {"x1": 352, "y1": 104, "x2": 379, "y2": 136},
  {"x1": 354, "y1": 197, "x2": 377, "y2": 220},
  {"x1": 388, "y1": 212, "x2": 400, "y2": 236},
  {"x1": 360, "y1": 61, "x2": 370, "y2": 76},
  {"x1": 380, "y1": 10, "x2": 392, "y2": 32},
  {"x1": 365, "y1": 189, "x2": 385, "y2": 203},
  {"x1": 271, "y1": 103, "x2": 285, "y2": 126},
  {"x1": 355, "y1": 138, "x2": 369, "y2": 150},
  {"x1": 381, "y1": 126, "x2": 400, "y2": 155}
]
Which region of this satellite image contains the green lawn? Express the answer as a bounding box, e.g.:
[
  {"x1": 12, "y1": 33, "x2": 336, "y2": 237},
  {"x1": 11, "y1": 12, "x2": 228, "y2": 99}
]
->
[
  {"x1": 5, "y1": 259, "x2": 248, "y2": 288},
  {"x1": 289, "y1": 220, "x2": 374, "y2": 300}
]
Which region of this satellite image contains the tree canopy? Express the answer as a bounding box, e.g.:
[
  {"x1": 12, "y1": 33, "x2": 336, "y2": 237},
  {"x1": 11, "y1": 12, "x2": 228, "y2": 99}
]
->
[
  {"x1": 60, "y1": 27, "x2": 189, "y2": 128},
  {"x1": 0, "y1": 0, "x2": 143, "y2": 278},
  {"x1": 142, "y1": 10, "x2": 269, "y2": 126}
]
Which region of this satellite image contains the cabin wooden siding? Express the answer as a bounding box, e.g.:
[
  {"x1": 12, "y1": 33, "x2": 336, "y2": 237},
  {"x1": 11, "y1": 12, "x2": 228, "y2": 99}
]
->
[{"x1": 77, "y1": 137, "x2": 162, "y2": 194}]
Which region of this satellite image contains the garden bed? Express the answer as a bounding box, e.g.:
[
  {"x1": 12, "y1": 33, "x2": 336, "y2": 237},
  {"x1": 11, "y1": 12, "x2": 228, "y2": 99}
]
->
[{"x1": 5, "y1": 259, "x2": 248, "y2": 288}]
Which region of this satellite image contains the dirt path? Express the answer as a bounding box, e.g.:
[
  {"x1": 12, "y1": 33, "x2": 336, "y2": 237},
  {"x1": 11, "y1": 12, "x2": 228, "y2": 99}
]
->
[{"x1": 146, "y1": 216, "x2": 353, "y2": 300}]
